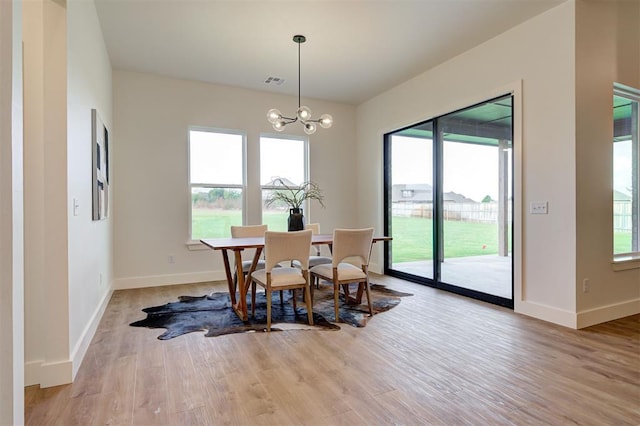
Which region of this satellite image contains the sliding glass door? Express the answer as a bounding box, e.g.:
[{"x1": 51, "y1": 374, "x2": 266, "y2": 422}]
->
[
  {"x1": 386, "y1": 123, "x2": 434, "y2": 280},
  {"x1": 384, "y1": 95, "x2": 513, "y2": 307}
]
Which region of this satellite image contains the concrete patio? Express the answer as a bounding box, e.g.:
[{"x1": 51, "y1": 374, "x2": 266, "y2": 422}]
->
[{"x1": 391, "y1": 254, "x2": 512, "y2": 299}]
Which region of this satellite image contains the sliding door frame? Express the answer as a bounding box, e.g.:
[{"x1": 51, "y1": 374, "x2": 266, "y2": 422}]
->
[{"x1": 384, "y1": 93, "x2": 516, "y2": 309}]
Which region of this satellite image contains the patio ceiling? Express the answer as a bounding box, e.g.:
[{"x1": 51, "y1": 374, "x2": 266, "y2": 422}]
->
[{"x1": 397, "y1": 97, "x2": 512, "y2": 146}]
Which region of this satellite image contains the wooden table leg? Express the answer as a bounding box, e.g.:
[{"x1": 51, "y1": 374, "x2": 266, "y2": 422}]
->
[
  {"x1": 233, "y1": 250, "x2": 248, "y2": 321},
  {"x1": 220, "y1": 249, "x2": 236, "y2": 305},
  {"x1": 228, "y1": 248, "x2": 263, "y2": 322},
  {"x1": 244, "y1": 247, "x2": 262, "y2": 317}
]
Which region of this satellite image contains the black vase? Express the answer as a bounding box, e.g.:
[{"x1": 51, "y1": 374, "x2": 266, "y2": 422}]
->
[{"x1": 288, "y1": 208, "x2": 304, "y2": 231}]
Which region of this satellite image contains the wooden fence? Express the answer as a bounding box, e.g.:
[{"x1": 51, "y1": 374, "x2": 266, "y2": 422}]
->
[
  {"x1": 614, "y1": 201, "x2": 633, "y2": 232},
  {"x1": 392, "y1": 202, "x2": 504, "y2": 224}
]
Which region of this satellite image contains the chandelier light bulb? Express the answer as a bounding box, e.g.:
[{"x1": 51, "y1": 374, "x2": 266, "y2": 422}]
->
[
  {"x1": 273, "y1": 121, "x2": 286, "y2": 131},
  {"x1": 297, "y1": 106, "x2": 312, "y2": 121},
  {"x1": 304, "y1": 122, "x2": 317, "y2": 135},
  {"x1": 319, "y1": 114, "x2": 333, "y2": 129},
  {"x1": 297, "y1": 106, "x2": 311, "y2": 121},
  {"x1": 267, "y1": 109, "x2": 282, "y2": 124}
]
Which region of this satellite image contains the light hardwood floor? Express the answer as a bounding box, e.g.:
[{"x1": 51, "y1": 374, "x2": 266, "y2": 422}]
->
[{"x1": 25, "y1": 275, "x2": 639, "y2": 425}]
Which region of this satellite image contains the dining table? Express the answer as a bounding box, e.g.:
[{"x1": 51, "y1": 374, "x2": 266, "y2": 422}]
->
[{"x1": 200, "y1": 233, "x2": 391, "y2": 321}]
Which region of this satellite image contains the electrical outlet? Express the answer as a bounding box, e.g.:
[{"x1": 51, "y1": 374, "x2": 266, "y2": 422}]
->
[
  {"x1": 168, "y1": 255, "x2": 175, "y2": 264},
  {"x1": 530, "y1": 201, "x2": 548, "y2": 214},
  {"x1": 583, "y1": 278, "x2": 590, "y2": 293}
]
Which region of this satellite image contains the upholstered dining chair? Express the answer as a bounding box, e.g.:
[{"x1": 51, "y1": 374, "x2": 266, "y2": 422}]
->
[
  {"x1": 249, "y1": 229, "x2": 314, "y2": 331},
  {"x1": 309, "y1": 227, "x2": 374, "y2": 323},
  {"x1": 230, "y1": 224, "x2": 268, "y2": 303}
]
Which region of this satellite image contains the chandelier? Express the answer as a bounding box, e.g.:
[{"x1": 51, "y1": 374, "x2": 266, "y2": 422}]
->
[{"x1": 267, "y1": 35, "x2": 333, "y2": 135}]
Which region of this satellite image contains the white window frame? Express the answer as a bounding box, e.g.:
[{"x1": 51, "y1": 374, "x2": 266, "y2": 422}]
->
[
  {"x1": 613, "y1": 83, "x2": 640, "y2": 267},
  {"x1": 187, "y1": 126, "x2": 246, "y2": 245}
]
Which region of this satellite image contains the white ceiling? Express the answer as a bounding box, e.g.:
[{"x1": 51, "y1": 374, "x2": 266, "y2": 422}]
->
[{"x1": 94, "y1": 0, "x2": 565, "y2": 105}]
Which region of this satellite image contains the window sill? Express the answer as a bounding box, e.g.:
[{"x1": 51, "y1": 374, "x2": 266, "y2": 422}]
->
[{"x1": 612, "y1": 253, "x2": 640, "y2": 271}]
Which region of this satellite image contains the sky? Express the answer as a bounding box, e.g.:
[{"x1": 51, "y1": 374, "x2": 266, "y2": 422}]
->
[
  {"x1": 614, "y1": 140, "x2": 633, "y2": 195},
  {"x1": 190, "y1": 132, "x2": 306, "y2": 188},
  {"x1": 260, "y1": 137, "x2": 304, "y2": 185},
  {"x1": 190, "y1": 130, "x2": 243, "y2": 185},
  {"x1": 391, "y1": 135, "x2": 510, "y2": 202}
]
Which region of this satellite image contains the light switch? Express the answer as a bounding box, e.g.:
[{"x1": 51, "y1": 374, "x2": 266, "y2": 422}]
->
[
  {"x1": 73, "y1": 198, "x2": 80, "y2": 216},
  {"x1": 530, "y1": 201, "x2": 548, "y2": 214}
]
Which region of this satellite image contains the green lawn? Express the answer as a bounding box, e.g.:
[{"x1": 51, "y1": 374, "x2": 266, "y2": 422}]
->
[
  {"x1": 192, "y1": 209, "x2": 289, "y2": 238},
  {"x1": 389, "y1": 216, "x2": 508, "y2": 262},
  {"x1": 614, "y1": 232, "x2": 633, "y2": 255}
]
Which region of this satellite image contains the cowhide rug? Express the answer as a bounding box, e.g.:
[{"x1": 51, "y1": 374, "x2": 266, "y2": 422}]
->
[{"x1": 130, "y1": 283, "x2": 412, "y2": 340}]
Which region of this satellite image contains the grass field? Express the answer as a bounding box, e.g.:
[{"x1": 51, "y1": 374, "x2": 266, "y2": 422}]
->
[
  {"x1": 389, "y1": 216, "x2": 514, "y2": 262},
  {"x1": 192, "y1": 209, "x2": 289, "y2": 239},
  {"x1": 192, "y1": 208, "x2": 632, "y2": 261},
  {"x1": 614, "y1": 233, "x2": 634, "y2": 255}
]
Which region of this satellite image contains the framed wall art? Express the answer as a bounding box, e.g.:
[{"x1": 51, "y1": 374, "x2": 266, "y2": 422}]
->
[{"x1": 92, "y1": 108, "x2": 109, "y2": 220}]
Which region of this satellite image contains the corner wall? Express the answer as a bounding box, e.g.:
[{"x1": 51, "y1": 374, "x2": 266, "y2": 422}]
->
[{"x1": 574, "y1": 0, "x2": 640, "y2": 327}]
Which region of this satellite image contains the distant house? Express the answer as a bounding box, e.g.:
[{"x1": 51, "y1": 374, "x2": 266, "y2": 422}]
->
[
  {"x1": 614, "y1": 190, "x2": 632, "y2": 202},
  {"x1": 264, "y1": 177, "x2": 298, "y2": 187},
  {"x1": 392, "y1": 184, "x2": 476, "y2": 203}
]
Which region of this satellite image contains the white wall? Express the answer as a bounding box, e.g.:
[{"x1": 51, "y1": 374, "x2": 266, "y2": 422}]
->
[
  {"x1": 67, "y1": 0, "x2": 113, "y2": 378},
  {"x1": 113, "y1": 71, "x2": 357, "y2": 288},
  {"x1": 574, "y1": 0, "x2": 640, "y2": 327},
  {"x1": 0, "y1": 0, "x2": 24, "y2": 423},
  {"x1": 23, "y1": 0, "x2": 113, "y2": 388},
  {"x1": 357, "y1": 2, "x2": 581, "y2": 327}
]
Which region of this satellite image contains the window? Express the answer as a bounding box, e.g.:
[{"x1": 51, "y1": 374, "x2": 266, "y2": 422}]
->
[
  {"x1": 260, "y1": 135, "x2": 307, "y2": 231},
  {"x1": 189, "y1": 128, "x2": 244, "y2": 240},
  {"x1": 613, "y1": 84, "x2": 639, "y2": 258}
]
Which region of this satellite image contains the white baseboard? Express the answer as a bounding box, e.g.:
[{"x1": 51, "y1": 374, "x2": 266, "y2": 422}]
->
[
  {"x1": 70, "y1": 286, "x2": 113, "y2": 380},
  {"x1": 516, "y1": 298, "x2": 640, "y2": 329},
  {"x1": 114, "y1": 270, "x2": 225, "y2": 290},
  {"x1": 38, "y1": 359, "x2": 73, "y2": 388},
  {"x1": 24, "y1": 360, "x2": 41, "y2": 387},
  {"x1": 24, "y1": 287, "x2": 114, "y2": 388},
  {"x1": 515, "y1": 300, "x2": 577, "y2": 328},
  {"x1": 576, "y1": 298, "x2": 640, "y2": 329}
]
